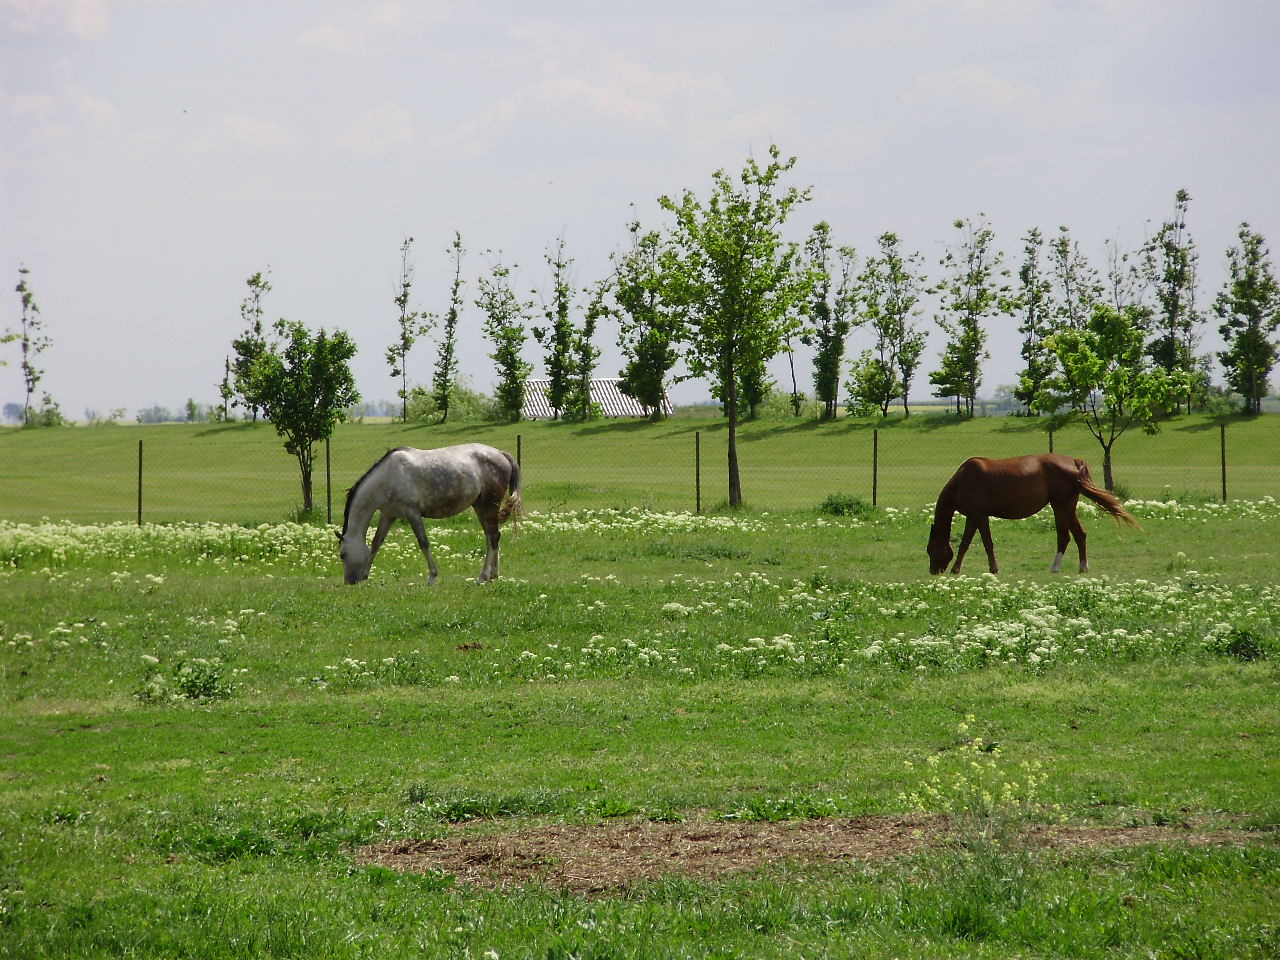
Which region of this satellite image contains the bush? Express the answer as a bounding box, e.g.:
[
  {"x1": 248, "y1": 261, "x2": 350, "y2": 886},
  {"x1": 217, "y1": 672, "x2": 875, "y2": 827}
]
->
[
  {"x1": 405, "y1": 383, "x2": 501, "y2": 423},
  {"x1": 818, "y1": 493, "x2": 876, "y2": 518}
]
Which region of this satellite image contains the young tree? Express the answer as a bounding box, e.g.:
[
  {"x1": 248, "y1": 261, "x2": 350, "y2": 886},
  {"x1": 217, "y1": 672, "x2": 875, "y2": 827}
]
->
[
  {"x1": 1215, "y1": 223, "x2": 1280, "y2": 414},
  {"x1": 657, "y1": 145, "x2": 813, "y2": 506},
  {"x1": 217, "y1": 356, "x2": 234, "y2": 422},
  {"x1": 1142, "y1": 188, "x2": 1203, "y2": 413},
  {"x1": 475, "y1": 257, "x2": 532, "y2": 423},
  {"x1": 231, "y1": 271, "x2": 273, "y2": 422},
  {"x1": 1013, "y1": 227, "x2": 1057, "y2": 414},
  {"x1": 610, "y1": 220, "x2": 683, "y2": 421},
  {"x1": 564, "y1": 282, "x2": 604, "y2": 422},
  {"x1": 802, "y1": 221, "x2": 857, "y2": 420},
  {"x1": 1036, "y1": 303, "x2": 1179, "y2": 491},
  {"x1": 1049, "y1": 226, "x2": 1102, "y2": 331},
  {"x1": 531, "y1": 237, "x2": 576, "y2": 420},
  {"x1": 848, "y1": 232, "x2": 927, "y2": 417},
  {"x1": 12, "y1": 265, "x2": 53, "y2": 425},
  {"x1": 433, "y1": 233, "x2": 466, "y2": 423},
  {"x1": 252, "y1": 319, "x2": 360, "y2": 513},
  {"x1": 386, "y1": 237, "x2": 433, "y2": 421},
  {"x1": 928, "y1": 215, "x2": 1009, "y2": 416}
]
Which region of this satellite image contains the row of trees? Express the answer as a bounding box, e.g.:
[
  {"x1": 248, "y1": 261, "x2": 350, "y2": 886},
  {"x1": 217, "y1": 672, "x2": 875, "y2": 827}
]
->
[{"x1": 212, "y1": 148, "x2": 1280, "y2": 507}]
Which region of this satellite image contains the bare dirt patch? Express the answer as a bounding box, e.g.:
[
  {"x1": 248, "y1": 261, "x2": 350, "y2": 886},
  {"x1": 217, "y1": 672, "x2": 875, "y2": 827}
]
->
[{"x1": 355, "y1": 816, "x2": 1262, "y2": 894}]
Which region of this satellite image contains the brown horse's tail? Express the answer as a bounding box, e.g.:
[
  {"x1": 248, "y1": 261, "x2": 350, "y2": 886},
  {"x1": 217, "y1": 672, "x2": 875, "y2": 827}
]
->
[
  {"x1": 497, "y1": 452, "x2": 523, "y2": 527},
  {"x1": 1075, "y1": 459, "x2": 1141, "y2": 528}
]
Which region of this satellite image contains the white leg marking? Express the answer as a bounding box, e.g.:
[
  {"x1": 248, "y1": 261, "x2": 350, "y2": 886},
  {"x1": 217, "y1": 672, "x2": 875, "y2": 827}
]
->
[{"x1": 1050, "y1": 551, "x2": 1064, "y2": 574}]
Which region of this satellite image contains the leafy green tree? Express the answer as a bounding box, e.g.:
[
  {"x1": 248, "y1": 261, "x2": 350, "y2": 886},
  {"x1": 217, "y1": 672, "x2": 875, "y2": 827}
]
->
[
  {"x1": 531, "y1": 237, "x2": 576, "y2": 420},
  {"x1": 252, "y1": 319, "x2": 360, "y2": 512},
  {"x1": 217, "y1": 356, "x2": 234, "y2": 421},
  {"x1": 802, "y1": 222, "x2": 857, "y2": 420},
  {"x1": 929, "y1": 215, "x2": 1009, "y2": 416},
  {"x1": 1142, "y1": 189, "x2": 1204, "y2": 414},
  {"x1": 475, "y1": 257, "x2": 532, "y2": 423},
  {"x1": 1013, "y1": 228, "x2": 1056, "y2": 414},
  {"x1": 12, "y1": 265, "x2": 54, "y2": 425},
  {"x1": 657, "y1": 145, "x2": 813, "y2": 506},
  {"x1": 1049, "y1": 226, "x2": 1102, "y2": 331},
  {"x1": 564, "y1": 282, "x2": 604, "y2": 422},
  {"x1": 231, "y1": 271, "x2": 273, "y2": 422},
  {"x1": 1215, "y1": 223, "x2": 1280, "y2": 414},
  {"x1": 433, "y1": 233, "x2": 466, "y2": 424},
  {"x1": 1036, "y1": 303, "x2": 1179, "y2": 491},
  {"x1": 610, "y1": 220, "x2": 683, "y2": 421},
  {"x1": 386, "y1": 237, "x2": 432, "y2": 421},
  {"x1": 849, "y1": 232, "x2": 927, "y2": 417}
]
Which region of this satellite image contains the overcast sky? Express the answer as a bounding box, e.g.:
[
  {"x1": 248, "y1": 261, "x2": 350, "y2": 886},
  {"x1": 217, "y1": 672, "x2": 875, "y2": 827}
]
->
[{"x1": 3, "y1": 0, "x2": 1278, "y2": 420}]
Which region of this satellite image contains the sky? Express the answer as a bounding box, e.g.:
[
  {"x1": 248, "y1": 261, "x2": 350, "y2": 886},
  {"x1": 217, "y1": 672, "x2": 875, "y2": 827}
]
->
[{"x1": 3, "y1": 0, "x2": 1279, "y2": 421}]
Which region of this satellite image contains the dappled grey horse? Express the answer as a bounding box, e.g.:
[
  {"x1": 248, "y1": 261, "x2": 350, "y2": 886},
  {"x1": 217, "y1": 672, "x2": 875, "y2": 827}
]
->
[{"x1": 337, "y1": 443, "x2": 522, "y2": 585}]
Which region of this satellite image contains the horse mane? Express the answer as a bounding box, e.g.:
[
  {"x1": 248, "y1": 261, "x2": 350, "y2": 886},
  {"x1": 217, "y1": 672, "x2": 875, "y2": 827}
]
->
[{"x1": 341, "y1": 447, "x2": 410, "y2": 535}]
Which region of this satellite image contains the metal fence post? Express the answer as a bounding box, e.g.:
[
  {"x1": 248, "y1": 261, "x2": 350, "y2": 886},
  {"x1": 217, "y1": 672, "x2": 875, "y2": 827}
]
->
[
  {"x1": 325, "y1": 437, "x2": 332, "y2": 524},
  {"x1": 1220, "y1": 423, "x2": 1227, "y2": 502},
  {"x1": 695, "y1": 431, "x2": 702, "y2": 514},
  {"x1": 1048, "y1": 426, "x2": 1054, "y2": 453},
  {"x1": 872, "y1": 428, "x2": 879, "y2": 507},
  {"x1": 516, "y1": 434, "x2": 522, "y2": 470},
  {"x1": 136, "y1": 439, "x2": 143, "y2": 526}
]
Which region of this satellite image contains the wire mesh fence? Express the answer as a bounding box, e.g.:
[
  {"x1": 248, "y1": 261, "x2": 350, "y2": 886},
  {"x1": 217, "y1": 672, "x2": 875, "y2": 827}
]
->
[{"x1": 0, "y1": 415, "x2": 1273, "y2": 526}]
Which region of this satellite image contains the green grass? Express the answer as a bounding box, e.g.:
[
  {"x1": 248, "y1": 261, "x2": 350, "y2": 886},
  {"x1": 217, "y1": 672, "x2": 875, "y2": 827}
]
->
[
  {"x1": 1, "y1": 418, "x2": 1279, "y2": 957},
  {"x1": 0, "y1": 410, "x2": 1276, "y2": 522}
]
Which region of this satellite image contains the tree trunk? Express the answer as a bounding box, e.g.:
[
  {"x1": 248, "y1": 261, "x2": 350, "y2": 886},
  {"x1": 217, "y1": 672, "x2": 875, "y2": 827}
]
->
[
  {"x1": 298, "y1": 448, "x2": 314, "y2": 513},
  {"x1": 1102, "y1": 442, "x2": 1115, "y2": 492},
  {"x1": 726, "y1": 356, "x2": 741, "y2": 507}
]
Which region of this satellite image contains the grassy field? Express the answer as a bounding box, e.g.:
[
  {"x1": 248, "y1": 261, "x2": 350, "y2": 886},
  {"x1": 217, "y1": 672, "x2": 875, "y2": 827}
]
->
[
  {"x1": 0, "y1": 411, "x2": 1276, "y2": 523},
  {"x1": 1, "y1": 417, "x2": 1279, "y2": 957}
]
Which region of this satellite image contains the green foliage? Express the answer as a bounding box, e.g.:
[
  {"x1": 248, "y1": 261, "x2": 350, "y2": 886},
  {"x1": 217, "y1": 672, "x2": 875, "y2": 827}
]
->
[
  {"x1": 608, "y1": 220, "x2": 683, "y2": 420},
  {"x1": 657, "y1": 144, "x2": 814, "y2": 503},
  {"x1": 405, "y1": 380, "x2": 499, "y2": 423},
  {"x1": 1215, "y1": 223, "x2": 1280, "y2": 415},
  {"x1": 817, "y1": 492, "x2": 875, "y2": 518},
  {"x1": 134, "y1": 652, "x2": 237, "y2": 702},
  {"x1": 851, "y1": 232, "x2": 928, "y2": 417},
  {"x1": 1013, "y1": 227, "x2": 1057, "y2": 414},
  {"x1": 475, "y1": 258, "x2": 532, "y2": 422},
  {"x1": 385, "y1": 237, "x2": 433, "y2": 421},
  {"x1": 1143, "y1": 188, "x2": 1204, "y2": 413},
  {"x1": 531, "y1": 236, "x2": 578, "y2": 420},
  {"x1": 11, "y1": 264, "x2": 56, "y2": 425},
  {"x1": 230, "y1": 271, "x2": 272, "y2": 422},
  {"x1": 432, "y1": 232, "x2": 466, "y2": 423},
  {"x1": 802, "y1": 222, "x2": 858, "y2": 420},
  {"x1": 251, "y1": 319, "x2": 360, "y2": 511},
  {"x1": 929, "y1": 215, "x2": 1010, "y2": 417}
]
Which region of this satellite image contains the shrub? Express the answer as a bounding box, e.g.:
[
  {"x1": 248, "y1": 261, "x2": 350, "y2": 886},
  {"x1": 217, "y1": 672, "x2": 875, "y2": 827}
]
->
[{"x1": 818, "y1": 493, "x2": 875, "y2": 518}]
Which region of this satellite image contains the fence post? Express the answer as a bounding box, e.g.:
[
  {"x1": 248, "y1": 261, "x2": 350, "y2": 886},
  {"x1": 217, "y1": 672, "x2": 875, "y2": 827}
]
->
[
  {"x1": 325, "y1": 437, "x2": 332, "y2": 524},
  {"x1": 136, "y1": 439, "x2": 143, "y2": 526},
  {"x1": 516, "y1": 434, "x2": 522, "y2": 470},
  {"x1": 1048, "y1": 426, "x2": 1054, "y2": 453},
  {"x1": 1220, "y1": 423, "x2": 1227, "y2": 503},
  {"x1": 695, "y1": 431, "x2": 702, "y2": 514},
  {"x1": 872, "y1": 428, "x2": 879, "y2": 507}
]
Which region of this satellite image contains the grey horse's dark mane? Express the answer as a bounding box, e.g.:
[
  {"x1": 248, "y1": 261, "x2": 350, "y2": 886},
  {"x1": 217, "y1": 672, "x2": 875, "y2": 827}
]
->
[{"x1": 341, "y1": 447, "x2": 410, "y2": 535}]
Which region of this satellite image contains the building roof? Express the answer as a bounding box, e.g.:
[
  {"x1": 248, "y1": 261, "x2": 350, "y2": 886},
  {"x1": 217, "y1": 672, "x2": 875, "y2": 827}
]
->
[{"x1": 522, "y1": 378, "x2": 673, "y2": 419}]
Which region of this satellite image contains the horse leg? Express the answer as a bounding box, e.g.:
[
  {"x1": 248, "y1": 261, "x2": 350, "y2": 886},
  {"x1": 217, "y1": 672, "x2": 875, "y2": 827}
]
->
[
  {"x1": 368, "y1": 514, "x2": 394, "y2": 562},
  {"x1": 404, "y1": 515, "x2": 439, "y2": 585},
  {"x1": 976, "y1": 516, "x2": 998, "y2": 574},
  {"x1": 951, "y1": 518, "x2": 978, "y2": 573},
  {"x1": 1049, "y1": 505, "x2": 1072, "y2": 573},
  {"x1": 472, "y1": 506, "x2": 501, "y2": 583},
  {"x1": 1071, "y1": 515, "x2": 1088, "y2": 573}
]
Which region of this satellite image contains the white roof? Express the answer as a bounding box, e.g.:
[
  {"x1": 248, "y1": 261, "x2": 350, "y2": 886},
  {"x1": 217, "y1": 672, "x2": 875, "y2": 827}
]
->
[{"x1": 522, "y1": 378, "x2": 673, "y2": 419}]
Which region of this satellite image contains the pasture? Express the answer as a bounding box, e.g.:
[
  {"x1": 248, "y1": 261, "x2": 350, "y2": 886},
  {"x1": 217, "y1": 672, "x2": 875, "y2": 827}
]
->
[{"x1": 1, "y1": 415, "x2": 1278, "y2": 958}]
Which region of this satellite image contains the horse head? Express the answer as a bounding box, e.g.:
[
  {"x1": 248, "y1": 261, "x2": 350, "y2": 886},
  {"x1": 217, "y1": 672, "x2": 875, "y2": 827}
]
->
[
  {"x1": 926, "y1": 529, "x2": 954, "y2": 575},
  {"x1": 336, "y1": 529, "x2": 373, "y2": 584}
]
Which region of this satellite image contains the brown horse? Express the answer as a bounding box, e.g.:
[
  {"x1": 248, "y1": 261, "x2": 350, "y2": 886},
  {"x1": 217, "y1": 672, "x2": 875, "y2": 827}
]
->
[{"x1": 927, "y1": 453, "x2": 1139, "y2": 575}]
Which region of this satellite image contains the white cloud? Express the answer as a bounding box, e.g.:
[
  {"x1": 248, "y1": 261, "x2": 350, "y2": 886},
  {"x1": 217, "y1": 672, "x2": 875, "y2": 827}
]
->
[
  {"x1": 3, "y1": 0, "x2": 109, "y2": 40},
  {"x1": 189, "y1": 115, "x2": 298, "y2": 155},
  {"x1": 337, "y1": 102, "x2": 413, "y2": 157},
  {"x1": 298, "y1": 1, "x2": 450, "y2": 54}
]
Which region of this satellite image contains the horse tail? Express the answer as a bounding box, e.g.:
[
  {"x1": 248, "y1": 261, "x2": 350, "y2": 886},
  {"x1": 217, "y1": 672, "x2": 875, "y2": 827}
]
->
[
  {"x1": 498, "y1": 451, "x2": 523, "y2": 526},
  {"x1": 1075, "y1": 459, "x2": 1141, "y2": 528}
]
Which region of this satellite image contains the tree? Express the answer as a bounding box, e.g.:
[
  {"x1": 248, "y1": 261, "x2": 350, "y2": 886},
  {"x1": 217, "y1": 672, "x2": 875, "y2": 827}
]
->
[
  {"x1": 1049, "y1": 226, "x2": 1102, "y2": 331},
  {"x1": 848, "y1": 232, "x2": 927, "y2": 417},
  {"x1": 1036, "y1": 302, "x2": 1179, "y2": 491},
  {"x1": 531, "y1": 237, "x2": 576, "y2": 420},
  {"x1": 929, "y1": 215, "x2": 1009, "y2": 416},
  {"x1": 386, "y1": 237, "x2": 432, "y2": 421},
  {"x1": 475, "y1": 257, "x2": 532, "y2": 422},
  {"x1": 217, "y1": 356, "x2": 234, "y2": 422},
  {"x1": 802, "y1": 221, "x2": 857, "y2": 420},
  {"x1": 1142, "y1": 188, "x2": 1203, "y2": 414},
  {"x1": 433, "y1": 233, "x2": 466, "y2": 424},
  {"x1": 1013, "y1": 227, "x2": 1056, "y2": 414},
  {"x1": 12, "y1": 265, "x2": 54, "y2": 425},
  {"x1": 657, "y1": 145, "x2": 813, "y2": 506},
  {"x1": 252, "y1": 319, "x2": 359, "y2": 512},
  {"x1": 231, "y1": 271, "x2": 273, "y2": 421},
  {"x1": 564, "y1": 282, "x2": 604, "y2": 422},
  {"x1": 610, "y1": 220, "x2": 683, "y2": 421},
  {"x1": 1215, "y1": 223, "x2": 1280, "y2": 414}
]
